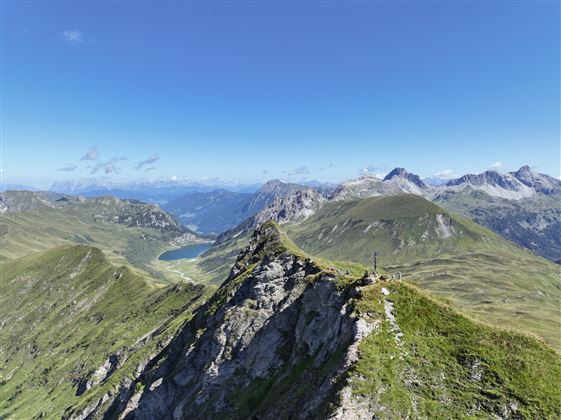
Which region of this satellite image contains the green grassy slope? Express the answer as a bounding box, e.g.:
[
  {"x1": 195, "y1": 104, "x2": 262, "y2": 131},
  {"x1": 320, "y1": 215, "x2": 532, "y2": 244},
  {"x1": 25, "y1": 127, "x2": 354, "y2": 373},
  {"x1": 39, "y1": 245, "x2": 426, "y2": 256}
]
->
[
  {"x1": 0, "y1": 203, "x2": 202, "y2": 280},
  {"x1": 0, "y1": 245, "x2": 212, "y2": 419},
  {"x1": 286, "y1": 195, "x2": 495, "y2": 265},
  {"x1": 282, "y1": 195, "x2": 561, "y2": 351},
  {"x1": 350, "y1": 281, "x2": 561, "y2": 418}
]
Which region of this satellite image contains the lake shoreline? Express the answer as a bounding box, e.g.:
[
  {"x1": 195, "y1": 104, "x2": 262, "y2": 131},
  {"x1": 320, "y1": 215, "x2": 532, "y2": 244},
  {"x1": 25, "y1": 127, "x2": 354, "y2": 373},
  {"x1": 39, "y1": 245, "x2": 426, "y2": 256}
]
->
[{"x1": 158, "y1": 242, "x2": 214, "y2": 261}]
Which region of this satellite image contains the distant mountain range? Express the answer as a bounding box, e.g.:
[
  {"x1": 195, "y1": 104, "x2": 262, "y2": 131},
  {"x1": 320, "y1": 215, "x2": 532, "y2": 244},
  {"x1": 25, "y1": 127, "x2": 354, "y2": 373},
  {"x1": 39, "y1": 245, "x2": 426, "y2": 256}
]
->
[
  {"x1": 6, "y1": 165, "x2": 561, "y2": 262},
  {"x1": 0, "y1": 183, "x2": 39, "y2": 192},
  {"x1": 331, "y1": 165, "x2": 560, "y2": 201},
  {"x1": 163, "y1": 180, "x2": 327, "y2": 235},
  {"x1": 48, "y1": 179, "x2": 262, "y2": 204},
  {"x1": 207, "y1": 165, "x2": 561, "y2": 264}
]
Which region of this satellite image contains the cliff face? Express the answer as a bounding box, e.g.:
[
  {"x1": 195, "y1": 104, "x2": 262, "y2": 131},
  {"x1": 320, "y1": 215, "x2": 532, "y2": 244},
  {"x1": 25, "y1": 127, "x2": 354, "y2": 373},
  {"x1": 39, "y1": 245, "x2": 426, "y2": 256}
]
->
[{"x1": 109, "y1": 223, "x2": 369, "y2": 419}]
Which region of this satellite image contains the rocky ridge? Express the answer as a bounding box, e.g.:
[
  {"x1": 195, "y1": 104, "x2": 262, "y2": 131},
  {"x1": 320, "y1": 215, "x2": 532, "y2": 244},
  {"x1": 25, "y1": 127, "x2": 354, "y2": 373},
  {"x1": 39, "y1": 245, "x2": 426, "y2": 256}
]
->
[
  {"x1": 76, "y1": 222, "x2": 561, "y2": 419},
  {"x1": 94, "y1": 223, "x2": 373, "y2": 419},
  {"x1": 329, "y1": 168, "x2": 433, "y2": 201}
]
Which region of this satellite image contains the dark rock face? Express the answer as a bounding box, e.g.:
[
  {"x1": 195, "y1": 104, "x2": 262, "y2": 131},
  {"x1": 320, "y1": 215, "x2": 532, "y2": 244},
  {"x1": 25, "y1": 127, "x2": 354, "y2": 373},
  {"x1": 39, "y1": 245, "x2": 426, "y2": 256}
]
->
[
  {"x1": 108, "y1": 225, "x2": 362, "y2": 419},
  {"x1": 383, "y1": 168, "x2": 427, "y2": 188}
]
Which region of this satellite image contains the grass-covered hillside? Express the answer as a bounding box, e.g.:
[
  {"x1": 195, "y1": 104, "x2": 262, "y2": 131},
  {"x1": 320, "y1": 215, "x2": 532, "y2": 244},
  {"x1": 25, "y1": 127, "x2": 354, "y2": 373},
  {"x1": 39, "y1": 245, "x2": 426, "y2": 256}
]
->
[
  {"x1": 284, "y1": 195, "x2": 561, "y2": 351},
  {"x1": 347, "y1": 281, "x2": 561, "y2": 418},
  {"x1": 0, "y1": 245, "x2": 212, "y2": 419},
  {"x1": 0, "y1": 191, "x2": 206, "y2": 277},
  {"x1": 286, "y1": 194, "x2": 496, "y2": 265}
]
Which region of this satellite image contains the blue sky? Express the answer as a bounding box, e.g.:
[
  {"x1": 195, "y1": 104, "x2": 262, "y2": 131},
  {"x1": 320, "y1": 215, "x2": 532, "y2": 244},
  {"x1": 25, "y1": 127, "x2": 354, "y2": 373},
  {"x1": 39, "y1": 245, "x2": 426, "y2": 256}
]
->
[{"x1": 2, "y1": 1, "x2": 559, "y2": 188}]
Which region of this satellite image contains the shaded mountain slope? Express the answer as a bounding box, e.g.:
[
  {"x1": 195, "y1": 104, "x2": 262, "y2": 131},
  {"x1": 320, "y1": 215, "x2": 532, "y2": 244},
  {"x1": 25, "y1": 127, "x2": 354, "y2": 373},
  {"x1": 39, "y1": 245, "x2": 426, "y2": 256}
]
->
[
  {"x1": 94, "y1": 223, "x2": 560, "y2": 419},
  {"x1": 163, "y1": 189, "x2": 253, "y2": 234},
  {"x1": 435, "y1": 188, "x2": 561, "y2": 264}
]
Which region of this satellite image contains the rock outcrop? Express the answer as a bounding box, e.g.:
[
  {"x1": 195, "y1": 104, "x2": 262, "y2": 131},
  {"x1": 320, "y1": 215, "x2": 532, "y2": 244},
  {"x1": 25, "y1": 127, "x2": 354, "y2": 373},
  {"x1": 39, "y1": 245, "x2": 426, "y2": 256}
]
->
[
  {"x1": 215, "y1": 188, "x2": 326, "y2": 245},
  {"x1": 105, "y1": 223, "x2": 370, "y2": 419}
]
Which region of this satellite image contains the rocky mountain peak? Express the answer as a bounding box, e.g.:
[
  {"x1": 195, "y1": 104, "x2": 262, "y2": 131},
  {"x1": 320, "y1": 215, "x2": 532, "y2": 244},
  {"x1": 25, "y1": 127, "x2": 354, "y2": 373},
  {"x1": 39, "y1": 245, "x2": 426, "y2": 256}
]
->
[
  {"x1": 103, "y1": 224, "x2": 365, "y2": 419},
  {"x1": 510, "y1": 165, "x2": 561, "y2": 195},
  {"x1": 383, "y1": 167, "x2": 427, "y2": 188},
  {"x1": 246, "y1": 179, "x2": 309, "y2": 214},
  {"x1": 383, "y1": 167, "x2": 408, "y2": 179},
  {"x1": 227, "y1": 221, "x2": 285, "y2": 280},
  {"x1": 258, "y1": 179, "x2": 286, "y2": 192},
  {"x1": 514, "y1": 165, "x2": 533, "y2": 177},
  {"x1": 253, "y1": 188, "x2": 326, "y2": 225},
  {"x1": 442, "y1": 168, "x2": 561, "y2": 200}
]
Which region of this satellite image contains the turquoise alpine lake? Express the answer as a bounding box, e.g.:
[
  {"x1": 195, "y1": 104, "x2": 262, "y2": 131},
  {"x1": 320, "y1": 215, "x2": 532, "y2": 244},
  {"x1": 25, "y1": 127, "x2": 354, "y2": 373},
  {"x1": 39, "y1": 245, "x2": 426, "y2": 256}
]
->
[{"x1": 158, "y1": 243, "x2": 213, "y2": 261}]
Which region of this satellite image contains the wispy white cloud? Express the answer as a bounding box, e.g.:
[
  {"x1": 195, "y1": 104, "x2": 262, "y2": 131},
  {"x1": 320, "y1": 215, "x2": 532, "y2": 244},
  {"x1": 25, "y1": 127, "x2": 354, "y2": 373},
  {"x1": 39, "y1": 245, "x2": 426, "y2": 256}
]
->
[
  {"x1": 489, "y1": 161, "x2": 503, "y2": 170},
  {"x1": 57, "y1": 164, "x2": 77, "y2": 172},
  {"x1": 283, "y1": 166, "x2": 310, "y2": 177},
  {"x1": 90, "y1": 157, "x2": 127, "y2": 175},
  {"x1": 359, "y1": 164, "x2": 388, "y2": 178},
  {"x1": 434, "y1": 169, "x2": 457, "y2": 179},
  {"x1": 61, "y1": 30, "x2": 83, "y2": 45},
  {"x1": 360, "y1": 170, "x2": 385, "y2": 179},
  {"x1": 136, "y1": 154, "x2": 159, "y2": 171},
  {"x1": 90, "y1": 162, "x2": 116, "y2": 175},
  {"x1": 144, "y1": 166, "x2": 156, "y2": 172},
  {"x1": 81, "y1": 146, "x2": 99, "y2": 161}
]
